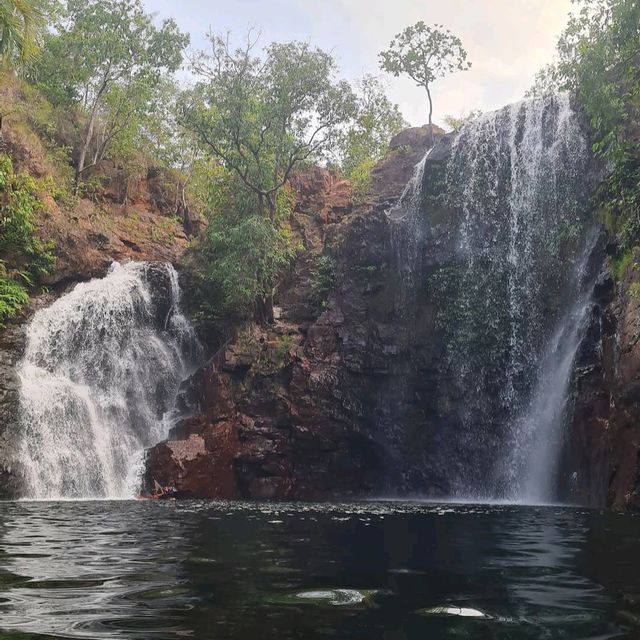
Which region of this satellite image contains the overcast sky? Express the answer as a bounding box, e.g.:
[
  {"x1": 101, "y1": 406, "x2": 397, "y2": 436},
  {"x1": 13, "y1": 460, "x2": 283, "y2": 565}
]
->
[{"x1": 142, "y1": 0, "x2": 573, "y2": 128}]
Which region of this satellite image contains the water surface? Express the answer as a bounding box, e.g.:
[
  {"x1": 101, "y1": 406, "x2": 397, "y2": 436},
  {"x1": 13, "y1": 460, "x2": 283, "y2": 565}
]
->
[{"x1": 0, "y1": 500, "x2": 638, "y2": 639}]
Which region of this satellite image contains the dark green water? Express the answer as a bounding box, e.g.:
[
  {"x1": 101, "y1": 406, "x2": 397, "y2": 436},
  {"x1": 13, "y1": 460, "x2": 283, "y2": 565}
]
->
[{"x1": 0, "y1": 501, "x2": 638, "y2": 639}]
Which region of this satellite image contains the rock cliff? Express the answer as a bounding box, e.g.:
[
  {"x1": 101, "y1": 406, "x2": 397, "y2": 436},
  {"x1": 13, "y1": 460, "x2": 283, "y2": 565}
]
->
[
  {"x1": 561, "y1": 251, "x2": 640, "y2": 509},
  {"x1": 142, "y1": 125, "x2": 448, "y2": 500}
]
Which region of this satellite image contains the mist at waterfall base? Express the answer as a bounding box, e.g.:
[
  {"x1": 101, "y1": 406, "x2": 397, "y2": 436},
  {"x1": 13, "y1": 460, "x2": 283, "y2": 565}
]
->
[
  {"x1": 389, "y1": 93, "x2": 598, "y2": 505},
  {"x1": 10, "y1": 261, "x2": 201, "y2": 500}
]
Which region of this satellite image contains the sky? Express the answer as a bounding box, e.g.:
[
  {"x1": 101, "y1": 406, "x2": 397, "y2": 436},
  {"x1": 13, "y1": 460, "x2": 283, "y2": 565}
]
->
[{"x1": 142, "y1": 0, "x2": 574, "y2": 129}]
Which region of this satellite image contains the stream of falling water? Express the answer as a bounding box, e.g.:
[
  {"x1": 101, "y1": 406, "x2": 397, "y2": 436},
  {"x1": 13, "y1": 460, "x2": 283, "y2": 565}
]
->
[
  {"x1": 388, "y1": 93, "x2": 599, "y2": 502},
  {"x1": 12, "y1": 262, "x2": 200, "y2": 500}
]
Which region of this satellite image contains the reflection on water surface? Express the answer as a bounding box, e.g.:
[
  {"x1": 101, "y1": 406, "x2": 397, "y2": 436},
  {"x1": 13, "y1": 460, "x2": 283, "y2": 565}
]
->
[{"x1": 0, "y1": 500, "x2": 637, "y2": 639}]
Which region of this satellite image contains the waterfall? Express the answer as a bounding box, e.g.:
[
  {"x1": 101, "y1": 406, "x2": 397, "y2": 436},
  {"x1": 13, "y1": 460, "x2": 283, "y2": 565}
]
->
[
  {"x1": 508, "y1": 229, "x2": 599, "y2": 503},
  {"x1": 11, "y1": 262, "x2": 200, "y2": 500},
  {"x1": 391, "y1": 93, "x2": 598, "y2": 502}
]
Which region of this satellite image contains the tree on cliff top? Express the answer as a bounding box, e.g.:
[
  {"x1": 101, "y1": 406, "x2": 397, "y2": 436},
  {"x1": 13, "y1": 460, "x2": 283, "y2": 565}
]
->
[
  {"x1": 379, "y1": 22, "x2": 471, "y2": 133},
  {"x1": 32, "y1": 0, "x2": 189, "y2": 186},
  {"x1": 182, "y1": 32, "x2": 357, "y2": 219}
]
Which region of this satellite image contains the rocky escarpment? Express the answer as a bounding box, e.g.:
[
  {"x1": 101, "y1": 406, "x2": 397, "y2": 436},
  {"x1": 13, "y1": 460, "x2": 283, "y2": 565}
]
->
[
  {"x1": 561, "y1": 251, "x2": 640, "y2": 509},
  {"x1": 143, "y1": 95, "x2": 605, "y2": 504},
  {"x1": 142, "y1": 125, "x2": 448, "y2": 500}
]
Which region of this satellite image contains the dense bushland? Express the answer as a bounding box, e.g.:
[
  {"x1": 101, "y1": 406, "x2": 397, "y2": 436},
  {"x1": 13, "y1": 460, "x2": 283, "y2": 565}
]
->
[{"x1": 0, "y1": 0, "x2": 409, "y2": 326}]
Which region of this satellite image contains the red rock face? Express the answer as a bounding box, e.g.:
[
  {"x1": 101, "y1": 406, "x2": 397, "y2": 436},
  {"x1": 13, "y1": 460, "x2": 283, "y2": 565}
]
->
[
  {"x1": 141, "y1": 127, "x2": 443, "y2": 501},
  {"x1": 145, "y1": 418, "x2": 241, "y2": 500},
  {"x1": 37, "y1": 172, "x2": 191, "y2": 288},
  {"x1": 561, "y1": 251, "x2": 640, "y2": 509}
]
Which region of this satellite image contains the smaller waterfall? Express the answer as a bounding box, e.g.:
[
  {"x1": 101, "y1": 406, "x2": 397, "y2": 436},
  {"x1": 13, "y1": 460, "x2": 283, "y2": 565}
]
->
[
  {"x1": 13, "y1": 262, "x2": 200, "y2": 500},
  {"x1": 387, "y1": 153, "x2": 429, "y2": 311},
  {"x1": 505, "y1": 229, "x2": 600, "y2": 503}
]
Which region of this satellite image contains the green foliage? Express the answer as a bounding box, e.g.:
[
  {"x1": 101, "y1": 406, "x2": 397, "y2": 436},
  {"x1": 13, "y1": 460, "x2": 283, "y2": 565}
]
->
[
  {"x1": 349, "y1": 157, "x2": 375, "y2": 204},
  {"x1": 273, "y1": 333, "x2": 293, "y2": 365},
  {"x1": 379, "y1": 22, "x2": 471, "y2": 126},
  {"x1": 443, "y1": 109, "x2": 482, "y2": 131},
  {"x1": 528, "y1": 0, "x2": 640, "y2": 265},
  {"x1": 340, "y1": 74, "x2": 407, "y2": 176},
  {"x1": 628, "y1": 282, "x2": 640, "y2": 299},
  {"x1": 190, "y1": 170, "x2": 298, "y2": 323},
  {"x1": 310, "y1": 254, "x2": 337, "y2": 312},
  {"x1": 183, "y1": 32, "x2": 357, "y2": 218},
  {"x1": 0, "y1": 153, "x2": 54, "y2": 324},
  {"x1": 0, "y1": 274, "x2": 29, "y2": 322},
  {"x1": 30, "y1": 0, "x2": 189, "y2": 183},
  {"x1": 610, "y1": 248, "x2": 637, "y2": 282},
  {"x1": 0, "y1": 0, "x2": 47, "y2": 65}
]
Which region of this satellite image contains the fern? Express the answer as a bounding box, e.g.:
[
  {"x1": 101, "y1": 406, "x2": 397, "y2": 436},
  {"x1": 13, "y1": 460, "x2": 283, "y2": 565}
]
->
[{"x1": 0, "y1": 277, "x2": 29, "y2": 323}]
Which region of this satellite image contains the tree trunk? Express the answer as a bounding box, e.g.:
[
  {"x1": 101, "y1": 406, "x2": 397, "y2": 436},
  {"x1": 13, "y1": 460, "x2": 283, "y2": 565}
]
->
[
  {"x1": 255, "y1": 294, "x2": 275, "y2": 325},
  {"x1": 75, "y1": 108, "x2": 97, "y2": 188},
  {"x1": 75, "y1": 69, "x2": 111, "y2": 189},
  {"x1": 266, "y1": 192, "x2": 277, "y2": 220},
  {"x1": 426, "y1": 84, "x2": 434, "y2": 145}
]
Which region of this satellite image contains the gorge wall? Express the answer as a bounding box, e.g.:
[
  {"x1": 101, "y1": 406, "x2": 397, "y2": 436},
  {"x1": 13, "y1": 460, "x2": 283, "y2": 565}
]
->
[
  {"x1": 560, "y1": 254, "x2": 640, "y2": 509},
  {"x1": 5, "y1": 93, "x2": 640, "y2": 509},
  {"x1": 143, "y1": 94, "x2": 628, "y2": 507}
]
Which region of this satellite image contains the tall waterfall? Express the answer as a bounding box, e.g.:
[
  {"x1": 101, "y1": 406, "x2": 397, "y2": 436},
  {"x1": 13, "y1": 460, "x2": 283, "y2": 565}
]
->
[
  {"x1": 12, "y1": 262, "x2": 200, "y2": 500},
  {"x1": 390, "y1": 93, "x2": 599, "y2": 502}
]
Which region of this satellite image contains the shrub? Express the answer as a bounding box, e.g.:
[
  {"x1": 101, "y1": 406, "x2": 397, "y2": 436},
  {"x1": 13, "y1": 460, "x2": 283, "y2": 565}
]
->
[
  {"x1": 0, "y1": 154, "x2": 55, "y2": 324},
  {"x1": 0, "y1": 275, "x2": 29, "y2": 323},
  {"x1": 350, "y1": 157, "x2": 375, "y2": 204},
  {"x1": 310, "y1": 254, "x2": 338, "y2": 312},
  {"x1": 189, "y1": 171, "x2": 298, "y2": 324}
]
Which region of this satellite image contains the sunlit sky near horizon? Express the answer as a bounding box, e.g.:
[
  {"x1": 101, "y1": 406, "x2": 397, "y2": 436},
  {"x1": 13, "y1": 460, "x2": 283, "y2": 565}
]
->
[{"x1": 142, "y1": 0, "x2": 574, "y2": 129}]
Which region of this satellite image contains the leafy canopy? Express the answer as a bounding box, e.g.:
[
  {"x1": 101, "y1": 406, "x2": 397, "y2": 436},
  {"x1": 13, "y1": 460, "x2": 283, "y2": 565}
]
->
[
  {"x1": 379, "y1": 22, "x2": 471, "y2": 126},
  {"x1": 0, "y1": 0, "x2": 46, "y2": 65},
  {"x1": 340, "y1": 74, "x2": 407, "y2": 177},
  {"x1": 31, "y1": 0, "x2": 189, "y2": 182},
  {"x1": 35, "y1": 0, "x2": 187, "y2": 107},
  {"x1": 188, "y1": 167, "x2": 298, "y2": 324},
  {"x1": 183, "y1": 32, "x2": 357, "y2": 216}
]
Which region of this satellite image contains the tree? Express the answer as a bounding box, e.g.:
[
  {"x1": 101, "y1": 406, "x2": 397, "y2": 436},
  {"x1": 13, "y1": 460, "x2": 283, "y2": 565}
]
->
[
  {"x1": 188, "y1": 168, "x2": 298, "y2": 324},
  {"x1": 340, "y1": 74, "x2": 407, "y2": 176},
  {"x1": 379, "y1": 22, "x2": 471, "y2": 133},
  {"x1": 183, "y1": 32, "x2": 357, "y2": 219},
  {"x1": 32, "y1": 0, "x2": 189, "y2": 185},
  {"x1": 0, "y1": 0, "x2": 46, "y2": 65},
  {"x1": 443, "y1": 109, "x2": 482, "y2": 132}
]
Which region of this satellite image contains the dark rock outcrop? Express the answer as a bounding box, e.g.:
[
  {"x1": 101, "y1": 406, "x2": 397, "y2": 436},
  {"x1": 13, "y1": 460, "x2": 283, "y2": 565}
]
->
[
  {"x1": 142, "y1": 125, "x2": 446, "y2": 500},
  {"x1": 561, "y1": 249, "x2": 640, "y2": 509}
]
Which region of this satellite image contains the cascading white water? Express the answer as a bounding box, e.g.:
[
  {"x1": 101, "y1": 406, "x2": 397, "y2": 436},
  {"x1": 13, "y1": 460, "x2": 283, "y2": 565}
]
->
[
  {"x1": 507, "y1": 229, "x2": 599, "y2": 503},
  {"x1": 448, "y1": 94, "x2": 597, "y2": 500},
  {"x1": 12, "y1": 261, "x2": 200, "y2": 500},
  {"x1": 389, "y1": 93, "x2": 599, "y2": 502}
]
